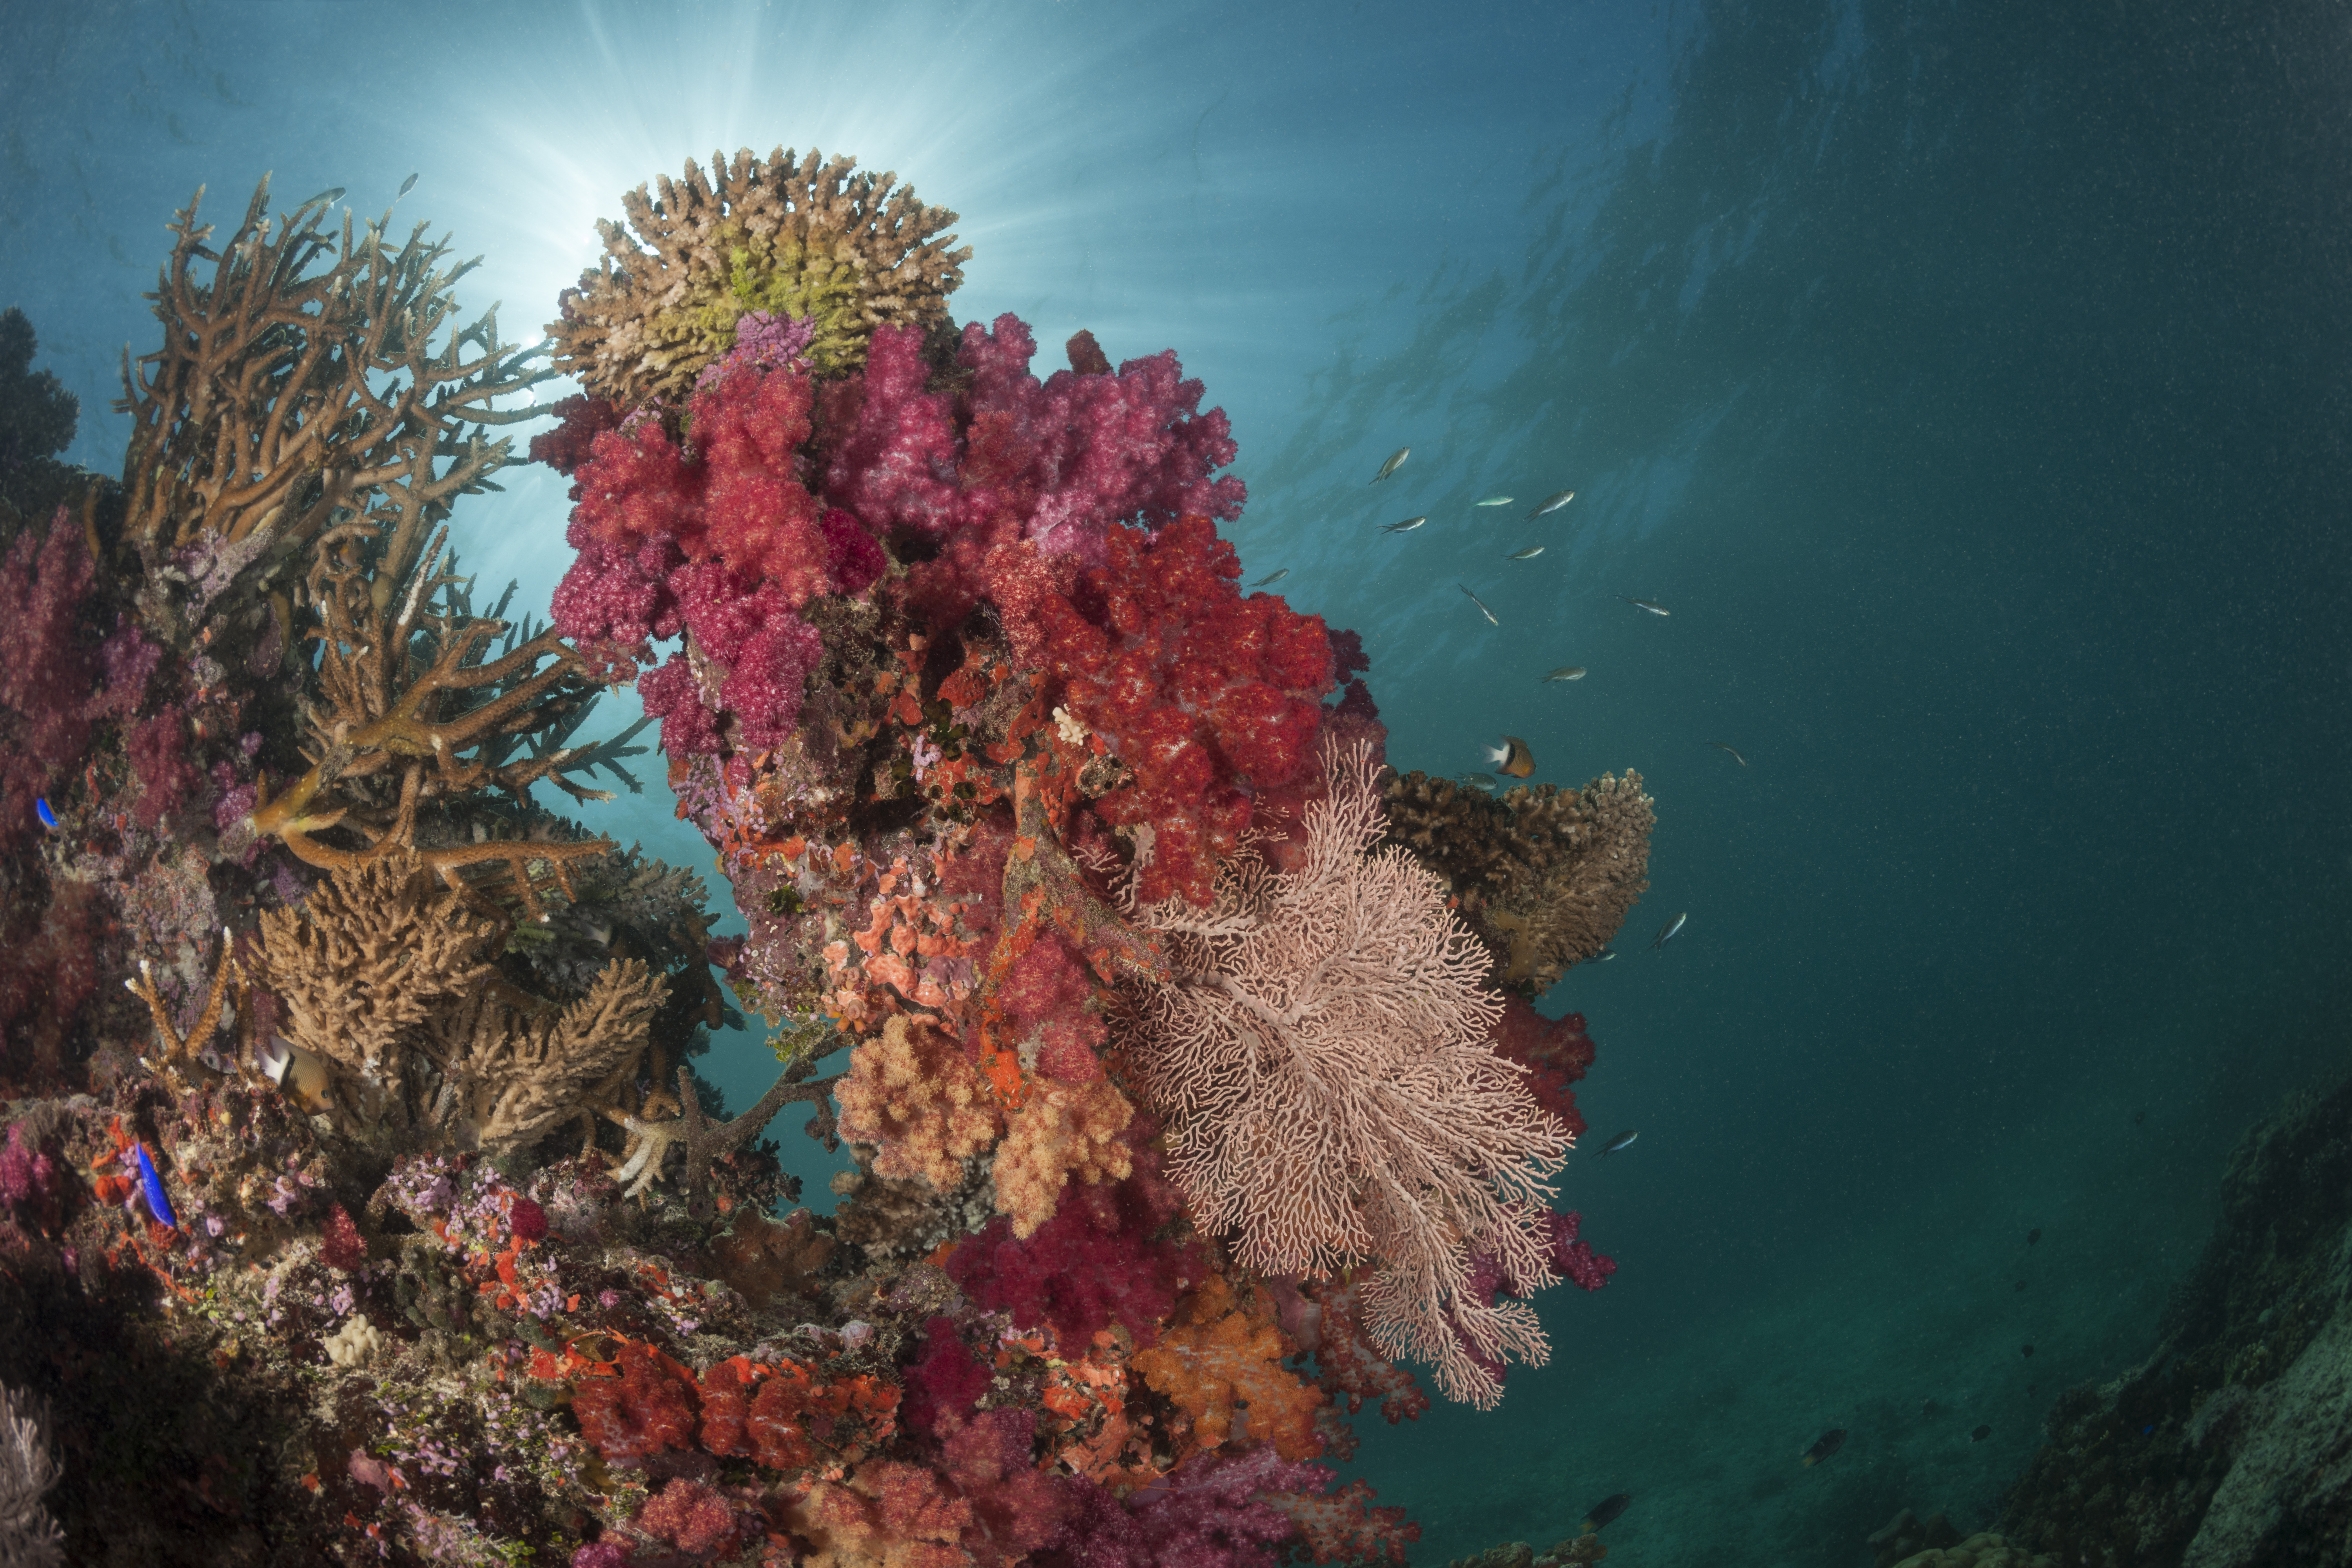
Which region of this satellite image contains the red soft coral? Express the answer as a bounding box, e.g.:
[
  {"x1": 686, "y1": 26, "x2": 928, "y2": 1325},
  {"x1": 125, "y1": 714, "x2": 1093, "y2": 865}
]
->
[
  {"x1": 571, "y1": 1342, "x2": 699, "y2": 1465},
  {"x1": 1037, "y1": 517, "x2": 1336, "y2": 906},
  {"x1": 1487, "y1": 996, "x2": 1595, "y2": 1142}
]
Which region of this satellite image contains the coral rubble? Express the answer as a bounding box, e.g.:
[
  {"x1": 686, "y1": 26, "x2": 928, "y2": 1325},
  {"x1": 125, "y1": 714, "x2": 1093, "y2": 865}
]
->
[{"x1": 0, "y1": 147, "x2": 1657, "y2": 1564}]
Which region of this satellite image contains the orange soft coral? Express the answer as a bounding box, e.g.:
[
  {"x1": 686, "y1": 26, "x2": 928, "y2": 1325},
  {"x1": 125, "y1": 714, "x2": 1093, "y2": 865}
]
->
[
  {"x1": 991, "y1": 1077, "x2": 1134, "y2": 1238},
  {"x1": 835, "y1": 1014, "x2": 1004, "y2": 1189},
  {"x1": 1129, "y1": 1276, "x2": 1326, "y2": 1463}
]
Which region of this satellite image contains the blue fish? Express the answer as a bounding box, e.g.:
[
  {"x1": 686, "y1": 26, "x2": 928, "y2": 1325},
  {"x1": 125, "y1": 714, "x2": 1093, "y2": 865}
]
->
[
  {"x1": 134, "y1": 1141, "x2": 177, "y2": 1228},
  {"x1": 33, "y1": 798, "x2": 55, "y2": 831}
]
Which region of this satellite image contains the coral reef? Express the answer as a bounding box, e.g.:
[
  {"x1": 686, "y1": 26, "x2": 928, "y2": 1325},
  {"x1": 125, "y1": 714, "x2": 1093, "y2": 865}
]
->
[
  {"x1": 2000, "y1": 1072, "x2": 2352, "y2": 1566},
  {"x1": 1381, "y1": 769, "x2": 1654, "y2": 997},
  {"x1": 0, "y1": 146, "x2": 1653, "y2": 1565}
]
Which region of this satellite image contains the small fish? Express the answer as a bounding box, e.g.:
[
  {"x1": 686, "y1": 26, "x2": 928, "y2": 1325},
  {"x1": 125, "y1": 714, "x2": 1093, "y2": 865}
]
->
[
  {"x1": 1474, "y1": 495, "x2": 1514, "y2": 507},
  {"x1": 1650, "y1": 911, "x2": 1688, "y2": 951},
  {"x1": 134, "y1": 1142, "x2": 177, "y2": 1229},
  {"x1": 258, "y1": 1034, "x2": 336, "y2": 1113},
  {"x1": 303, "y1": 185, "x2": 346, "y2": 207},
  {"x1": 1455, "y1": 773, "x2": 1499, "y2": 793},
  {"x1": 1544, "y1": 666, "x2": 1587, "y2": 682},
  {"x1": 1371, "y1": 446, "x2": 1410, "y2": 483},
  {"x1": 2020, "y1": 1344, "x2": 2034, "y2": 1358},
  {"x1": 397, "y1": 172, "x2": 418, "y2": 198},
  {"x1": 33, "y1": 798, "x2": 56, "y2": 831},
  {"x1": 1581, "y1": 1492, "x2": 1632, "y2": 1532},
  {"x1": 1250, "y1": 569, "x2": 1289, "y2": 588},
  {"x1": 1505, "y1": 545, "x2": 1546, "y2": 560},
  {"x1": 1600, "y1": 1129, "x2": 1638, "y2": 1155},
  {"x1": 1971, "y1": 1424, "x2": 1993, "y2": 1442},
  {"x1": 1621, "y1": 596, "x2": 1670, "y2": 616},
  {"x1": 1382, "y1": 515, "x2": 1428, "y2": 533},
  {"x1": 1528, "y1": 488, "x2": 1576, "y2": 519},
  {"x1": 1708, "y1": 740, "x2": 1749, "y2": 767},
  {"x1": 1485, "y1": 735, "x2": 1536, "y2": 778},
  {"x1": 1596, "y1": 949, "x2": 1617, "y2": 962},
  {"x1": 2027, "y1": 1228, "x2": 2042, "y2": 1245},
  {"x1": 1459, "y1": 584, "x2": 1499, "y2": 626},
  {"x1": 1801, "y1": 1428, "x2": 1847, "y2": 1466}
]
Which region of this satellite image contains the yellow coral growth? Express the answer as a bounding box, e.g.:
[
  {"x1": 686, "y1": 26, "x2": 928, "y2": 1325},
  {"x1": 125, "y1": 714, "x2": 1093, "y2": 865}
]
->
[
  {"x1": 551, "y1": 146, "x2": 971, "y2": 407},
  {"x1": 1130, "y1": 1276, "x2": 1326, "y2": 1463},
  {"x1": 990, "y1": 1077, "x2": 1134, "y2": 1238},
  {"x1": 834, "y1": 1014, "x2": 1003, "y2": 1190}
]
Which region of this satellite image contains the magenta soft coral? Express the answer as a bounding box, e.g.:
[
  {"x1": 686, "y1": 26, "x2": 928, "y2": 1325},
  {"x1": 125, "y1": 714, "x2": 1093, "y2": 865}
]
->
[
  {"x1": 946, "y1": 1124, "x2": 1200, "y2": 1350},
  {"x1": 1040, "y1": 1447, "x2": 1329, "y2": 1568},
  {"x1": 1037, "y1": 517, "x2": 1336, "y2": 906},
  {"x1": 1488, "y1": 996, "x2": 1595, "y2": 1143},
  {"x1": 0, "y1": 508, "x2": 95, "y2": 847}
]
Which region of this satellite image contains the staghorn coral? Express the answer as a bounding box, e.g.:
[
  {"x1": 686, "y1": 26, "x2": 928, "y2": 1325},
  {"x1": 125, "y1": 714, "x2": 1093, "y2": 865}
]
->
[
  {"x1": 550, "y1": 147, "x2": 969, "y2": 405},
  {"x1": 117, "y1": 175, "x2": 552, "y2": 566},
  {"x1": 1380, "y1": 769, "x2": 1655, "y2": 997},
  {"x1": 248, "y1": 518, "x2": 633, "y2": 917},
  {"x1": 1125, "y1": 742, "x2": 1573, "y2": 1408}
]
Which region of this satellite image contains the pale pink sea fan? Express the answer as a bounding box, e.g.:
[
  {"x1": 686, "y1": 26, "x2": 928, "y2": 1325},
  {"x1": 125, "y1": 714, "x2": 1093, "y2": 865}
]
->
[{"x1": 1122, "y1": 740, "x2": 1570, "y2": 1407}]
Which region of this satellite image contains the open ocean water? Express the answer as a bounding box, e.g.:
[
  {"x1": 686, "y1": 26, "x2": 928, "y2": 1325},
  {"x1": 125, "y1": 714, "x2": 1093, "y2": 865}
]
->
[{"x1": 4, "y1": 0, "x2": 2347, "y2": 1561}]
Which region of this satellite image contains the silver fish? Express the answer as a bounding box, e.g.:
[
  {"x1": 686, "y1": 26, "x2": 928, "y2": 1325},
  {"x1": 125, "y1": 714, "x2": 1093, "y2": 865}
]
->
[
  {"x1": 1506, "y1": 545, "x2": 1546, "y2": 560},
  {"x1": 1459, "y1": 584, "x2": 1498, "y2": 626},
  {"x1": 1621, "y1": 596, "x2": 1670, "y2": 616},
  {"x1": 302, "y1": 186, "x2": 347, "y2": 208},
  {"x1": 397, "y1": 172, "x2": 418, "y2": 198},
  {"x1": 1708, "y1": 740, "x2": 1749, "y2": 767},
  {"x1": 1382, "y1": 515, "x2": 1428, "y2": 534},
  {"x1": 1650, "y1": 911, "x2": 1688, "y2": 951},
  {"x1": 1596, "y1": 949, "x2": 1618, "y2": 962},
  {"x1": 1372, "y1": 446, "x2": 1410, "y2": 483},
  {"x1": 1528, "y1": 488, "x2": 1576, "y2": 519},
  {"x1": 1456, "y1": 773, "x2": 1499, "y2": 793},
  {"x1": 1600, "y1": 1129, "x2": 1639, "y2": 1155},
  {"x1": 1251, "y1": 569, "x2": 1289, "y2": 588},
  {"x1": 1475, "y1": 495, "x2": 1514, "y2": 507},
  {"x1": 1544, "y1": 666, "x2": 1587, "y2": 682}
]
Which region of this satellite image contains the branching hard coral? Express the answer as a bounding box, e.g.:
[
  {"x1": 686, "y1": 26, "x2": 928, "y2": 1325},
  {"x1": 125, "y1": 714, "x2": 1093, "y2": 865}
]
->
[
  {"x1": 249, "y1": 850, "x2": 500, "y2": 1118},
  {"x1": 1380, "y1": 770, "x2": 1654, "y2": 998},
  {"x1": 550, "y1": 147, "x2": 969, "y2": 405},
  {"x1": 244, "y1": 849, "x2": 669, "y2": 1154},
  {"x1": 247, "y1": 519, "x2": 624, "y2": 918},
  {"x1": 1125, "y1": 742, "x2": 1572, "y2": 1408},
  {"x1": 604, "y1": 1054, "x2": 842, "y2": 1199},
  {"x1": 116, "y1": 176, "x2": 553, "y2": 562},
  {"x1": 417, "y1": 957, "x2": 668, "y2": 1156}
]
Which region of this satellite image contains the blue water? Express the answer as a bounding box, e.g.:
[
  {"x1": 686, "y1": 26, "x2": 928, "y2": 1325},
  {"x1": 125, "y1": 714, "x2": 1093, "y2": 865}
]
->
[{"x1": 6, "y1": 1, "x2": 2347, "y2": 1560}]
